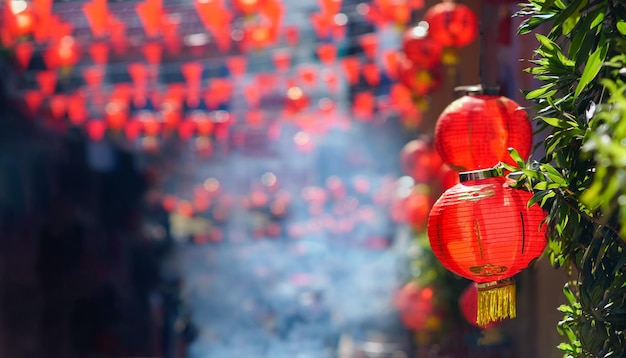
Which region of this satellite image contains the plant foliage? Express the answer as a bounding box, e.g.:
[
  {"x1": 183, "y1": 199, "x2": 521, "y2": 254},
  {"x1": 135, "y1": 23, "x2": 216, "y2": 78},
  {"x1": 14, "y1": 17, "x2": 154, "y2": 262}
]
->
[{"x1": 512, "y1": 0, "x2": 626, "y2": 356}]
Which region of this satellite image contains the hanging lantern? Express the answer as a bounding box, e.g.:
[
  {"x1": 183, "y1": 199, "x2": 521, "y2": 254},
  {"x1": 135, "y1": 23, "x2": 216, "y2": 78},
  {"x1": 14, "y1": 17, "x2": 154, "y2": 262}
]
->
[
  {"x1": 397, "y1": 54, "x2": 442, "y2": 98},
  {"x1": 401, "y1": 22, "x2": 442, "y2": 70},
  {"x1": 399, "y1": 138, "x2": 443, "y2": 183},
  {"x1": 427, "y1": 168, "x2": 546, "y2": 326},
  {"x1": 434, "y1": 93, "x2": 532, "y2": 172},
  {"x1": 403, "y1": 185, "x2": 433, "y2": 232},
  {"x1": 10, "y1": 7, "x2": 37, "y2": 38},
  {"x1": 393, "y1": 281, "x2": 436, "y2": 331},
  {"x1": 284, "y1": 86, "x2": 309, "y2": 117},
  {"x1": 423, "y1": 1, "x2": 478, "y2": 49},
  {"x1": 47, "y1": 35, "x2": 81, "y2": 75}
]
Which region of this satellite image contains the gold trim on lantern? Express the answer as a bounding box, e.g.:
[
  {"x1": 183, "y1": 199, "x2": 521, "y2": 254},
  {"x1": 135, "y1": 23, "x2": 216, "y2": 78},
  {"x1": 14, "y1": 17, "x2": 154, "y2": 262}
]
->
[
  {"x1": 476, "y1": 278, "x2": 516, "y2": 326},
  {"x1": 459, "y1": 167, "x2": 503, "y2": 182}
]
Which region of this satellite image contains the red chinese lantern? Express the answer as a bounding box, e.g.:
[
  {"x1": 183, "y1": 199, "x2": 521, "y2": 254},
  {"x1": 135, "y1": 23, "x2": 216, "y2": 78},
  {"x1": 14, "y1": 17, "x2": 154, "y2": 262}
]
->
[
  {"x1": 51, "y1": 35, "x2": 81, "y2": 69},
  {"x1": 434, "y1": 93, "x2": 532, "y2": 172},
  {"x1": 401, "y1": 23, "x2": 442, "y2": 70},
  {"x1": 393, "y1": 281, "x2": 435, "y2": 330},
  {"x1": 11, "y1": 8, "x2": 36, "y2": 37},
  {"x1": 404, "y1": 186, "x2": 433, "y2": 232},
  {"x1": 423, "y1": 1, "x2": 478, "y2": 48},
  {"x1": 397, "y1": 54, "x2": 442, "y2": 97},
  {"x1": 284, "y1": 86, "x2": 309, "y2": 117},
  {"x1": 232, "y1": 0, "x2": 261, "y2": 16},
  {"x1": 427, "y1": 169, "x2": 546, "y2": 326},
  {"x1": 399, "y1": 138, "x2": 443, "y2": 183}
]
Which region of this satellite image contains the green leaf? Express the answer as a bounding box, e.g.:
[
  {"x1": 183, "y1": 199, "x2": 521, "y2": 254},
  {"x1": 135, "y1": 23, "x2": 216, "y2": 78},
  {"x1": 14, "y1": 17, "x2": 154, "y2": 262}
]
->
[
  {"x1": 617, "y1": 21, "x2": 626, "y2": 36},
  {"x1": 575, "y1": 39, "x2": 609, "y2": 97},
  {"x1": 536, "y1": 33, "x2": 558, "y2": 52},
  {"x1": 540, "y1": 116, "x2": 570, "y2": 128},
  {"x1": 507, "y1": 147, "x2": 526, "y2": 167},
  {"x1": 562, "y1": 9, "x2": 581, "y2": 36},
  {"x1": 527, "y1": 83, "x2": 556, "y2": 100},
  {"x1": 541, "y1": 0, "x2": 556, "y2": 11}
]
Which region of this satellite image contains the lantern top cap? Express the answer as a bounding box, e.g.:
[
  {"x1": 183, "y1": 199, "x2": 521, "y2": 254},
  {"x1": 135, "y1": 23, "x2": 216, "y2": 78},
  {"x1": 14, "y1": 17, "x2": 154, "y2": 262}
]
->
[
  {"x1": 454, "y1": 84, "x2": 500, "y2": 96},
  {"x1": 459, "y1": 167, "x2": 503, "y2": 182}
]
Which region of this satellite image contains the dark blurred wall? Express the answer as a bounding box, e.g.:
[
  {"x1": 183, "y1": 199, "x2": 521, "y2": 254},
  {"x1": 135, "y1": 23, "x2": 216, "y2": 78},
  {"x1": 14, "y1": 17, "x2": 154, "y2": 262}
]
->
[{"x1": 0, "y1": 58, "x2": 169, "y2": 357}]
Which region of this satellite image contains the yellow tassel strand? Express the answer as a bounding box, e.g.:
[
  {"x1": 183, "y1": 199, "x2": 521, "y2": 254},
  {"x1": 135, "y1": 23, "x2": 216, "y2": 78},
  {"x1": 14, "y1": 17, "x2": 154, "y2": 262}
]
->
[{"x1": 476, "y1": 279, "x2": 516, "y2": 327}]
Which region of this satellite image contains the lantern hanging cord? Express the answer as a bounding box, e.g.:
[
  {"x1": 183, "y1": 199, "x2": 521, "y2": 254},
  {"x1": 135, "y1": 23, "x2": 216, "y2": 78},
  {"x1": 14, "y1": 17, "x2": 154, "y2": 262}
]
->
[{"x1": 477, "y1": 2, "x2": 500, "y2": 94}]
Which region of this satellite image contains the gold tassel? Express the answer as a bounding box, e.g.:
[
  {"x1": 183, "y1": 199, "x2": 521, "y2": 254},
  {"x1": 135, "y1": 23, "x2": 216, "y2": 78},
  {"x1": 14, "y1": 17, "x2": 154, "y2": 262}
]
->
[{"x1": 476, "y1": 279, "x2": 516, "y2": 327}]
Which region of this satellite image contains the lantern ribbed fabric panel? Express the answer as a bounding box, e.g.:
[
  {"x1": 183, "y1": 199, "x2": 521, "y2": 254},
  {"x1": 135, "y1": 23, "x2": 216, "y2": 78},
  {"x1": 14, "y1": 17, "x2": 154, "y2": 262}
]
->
[
  {"x1": 434, "y1": 95, "x2": 532, "y2": 172},
  {"x1": 427, "y1": 175, "x2": 546, "y2": 325}
]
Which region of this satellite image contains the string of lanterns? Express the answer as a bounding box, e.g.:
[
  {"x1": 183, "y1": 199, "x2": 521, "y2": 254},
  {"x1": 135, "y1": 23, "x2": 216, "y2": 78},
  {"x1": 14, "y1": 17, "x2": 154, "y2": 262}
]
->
[
  {"x1": 427, "y1": 87, "x2": 547, "y2": 326},
  {"x1": 2, "y1": 0, "x2": 483, "y2": 156}
]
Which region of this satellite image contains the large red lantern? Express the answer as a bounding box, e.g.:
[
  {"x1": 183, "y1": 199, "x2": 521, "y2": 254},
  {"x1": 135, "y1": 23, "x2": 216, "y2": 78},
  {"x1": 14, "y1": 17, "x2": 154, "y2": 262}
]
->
[
  {"x1": 434, "y1": 93, "x2": 532, "y2": 172},
  {"x1": 427, "y1": 169, "x2": 546, "y2": 326},
  {"x1": 423, "y1": 1, "x2": 478, "y2": 49}
]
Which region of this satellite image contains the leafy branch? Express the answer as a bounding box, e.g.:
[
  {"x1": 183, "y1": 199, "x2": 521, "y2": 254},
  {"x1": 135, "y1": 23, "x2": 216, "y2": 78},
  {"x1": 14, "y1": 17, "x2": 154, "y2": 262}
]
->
[{"x1": 514, "y1": 0, "x2": 626, "y2": 356}]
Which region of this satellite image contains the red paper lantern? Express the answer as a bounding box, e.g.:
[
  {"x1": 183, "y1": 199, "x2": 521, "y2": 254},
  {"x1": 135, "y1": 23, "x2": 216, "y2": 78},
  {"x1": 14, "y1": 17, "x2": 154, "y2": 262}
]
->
[
  {"x1": 434, "y1": 93, "x2": 532, "y2": 172},
  {"x1": 11, "y1": 9, "x2": 36, "y2": 37},
  {"x1": 48, "y1": 35, "x2": 81, "y2": 69},
  {"x1": 397, "y1": 54, "x2": 442, "y2": 97},
  {"x1": 401, "y1": 23, "x2": 442, "y2": 70},
  {"x1": 427, "y1": 169, "x2": 546, "y2": 326},
  {"x1": 404, "y1": 186, "x2": 433, "y2": 232},
  {"x1": 284, "y1": 86, "x2": 309, "y2": 116},
  {"x1": 424, "y1": 2, "x2": 478, "y2": 48},
  {"x1": 394, "y1": 281, "x2": 435, "y2": 330},
  {"x1": 399, "y1": 138, "x2": 443, "y2": 183}
]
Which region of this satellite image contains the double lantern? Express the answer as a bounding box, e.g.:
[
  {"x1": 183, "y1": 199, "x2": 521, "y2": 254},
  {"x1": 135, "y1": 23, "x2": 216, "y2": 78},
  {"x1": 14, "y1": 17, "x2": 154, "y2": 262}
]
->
[{"x1": 426, "y1": 90, "x2": 546, "y2": 326}]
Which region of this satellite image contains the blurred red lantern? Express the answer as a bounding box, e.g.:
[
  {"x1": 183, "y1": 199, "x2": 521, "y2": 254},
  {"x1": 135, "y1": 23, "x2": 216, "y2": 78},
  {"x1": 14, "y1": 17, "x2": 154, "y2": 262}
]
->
[
  {"x1": 434, "y1": 93, "x2": 532, "y2": 172},
  {"x1": 50, "y1": 35, "x2": 81, "y2": 68},
  {"x1": 401, "y1": 24, "x2": 442, "y2": 70},
  {"x1": 83, "y1": 0, "x2": 110, "y2": 37},
  {"x1": 191, "y1": 112, "x2": 215, "y2": 136},
  {"x1": 394, "y1": 282, "x2": 435, "y2": 330},
  {"x1": 438, "y1": 164, "x2": 459, "y2": 192},
  {"x1": 86, "y1": 120, "x2": 107, "y2": 141},
  {"x1": 88, "y1": 42, "x2": 109, "y2": 65},
  {"x1": 138, "y1": 112, "x2": 161, "y2": 137},
  {"x1": 162, "y1": 195, "x2": 178, "y2": 212},
  {"x1": 424, "y1": 2, "x2": 478, "y2": 48},
  {"x1": 375, "y1": 0, "x2": 412, "y2": 27},
  {"x1": 105, "y1": 100, "x2": 128, "y2": 130},
  {"x1": 460, "y1": 283, "x2": 498, "y2": 329},
  {"x1": 399, "y1": 138, "x2": 443, "y2": 183},
  {"x1": 427, "y1": 169, "x2": 546, "y2": 326},
  {"x1": 178, "y1": 200, "x2": 194, "y2": 217},
  {"x1": 284, "y1": 86, "x2": 309, "y2": 117},
  {"x1": 397, "y1": 54, "x2": 442, "y2": 97},
  {"x1": 233, "y1": 0, "x2": 261, "y2": 16},
  {"x1": 14, "y1": 42, "x2": 33, "y2": 69},
  {"x1": 241, "y1": 23, "x2": 274, "y2": 51},
  {"x1": 136, "y1": 0, "x2": 163, "y2": 38},
  {"x1": 67, "y1": 93, "x2": 89, "y2": 125},
  {"x1": 11, "y1": 9, "x2": 37, "y2": 37},
  {"x1": 24, "y1": 90, "x2": 43, "y2": 114},
  {"x1": 341, "y1": 57, "x2": 360, "y2": 85},
  {"x1": 404, "y1": 186, "x2": 433, "y2": 231}
]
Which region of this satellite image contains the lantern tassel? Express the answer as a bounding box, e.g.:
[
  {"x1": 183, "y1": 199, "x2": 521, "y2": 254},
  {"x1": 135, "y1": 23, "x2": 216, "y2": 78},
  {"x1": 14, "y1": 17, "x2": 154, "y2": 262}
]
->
[{"x1": 476, "y1": 279, "x2": 516, "y2": 326}]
